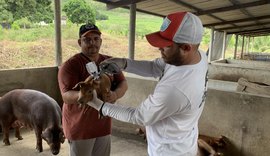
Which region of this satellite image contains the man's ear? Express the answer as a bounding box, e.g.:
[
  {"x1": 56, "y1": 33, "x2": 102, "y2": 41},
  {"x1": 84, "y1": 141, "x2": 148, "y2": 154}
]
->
[
  {"x1": 179, "y1": 44, "x2": 191, "y2": 52},
  {"x1": 78, "y1": 39, "x2": 81, "y2": 46}
]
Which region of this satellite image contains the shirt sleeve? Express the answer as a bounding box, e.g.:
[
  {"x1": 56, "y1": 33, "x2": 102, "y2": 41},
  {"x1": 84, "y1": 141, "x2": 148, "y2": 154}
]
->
[
  {"x1": 125, "y1": 58, "x2": 166, "y2": 78},
  {"x1": 101, "y1": 84, "x2": 189, "y2": 126}
]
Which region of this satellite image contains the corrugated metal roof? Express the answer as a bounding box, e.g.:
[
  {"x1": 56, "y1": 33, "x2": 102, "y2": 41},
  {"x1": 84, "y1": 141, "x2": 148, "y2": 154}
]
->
[{"x1": 96, "y1": 0, "x2": 270, "y2": 37}]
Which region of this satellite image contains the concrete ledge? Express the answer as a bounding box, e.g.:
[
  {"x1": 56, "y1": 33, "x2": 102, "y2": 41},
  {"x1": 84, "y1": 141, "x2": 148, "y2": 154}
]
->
[
  {"x1": 211, "y1": 59, "x2": 270, "y2": 70},
  {"x1": 0, "y1": 66, "x2": 62, "y2": 105},
  {"x1": 209, "y1": 59, "x2": 270, "y2": 85},
  {"x1": 208, "y1": 79, "x2": 237, "y2": 92}
]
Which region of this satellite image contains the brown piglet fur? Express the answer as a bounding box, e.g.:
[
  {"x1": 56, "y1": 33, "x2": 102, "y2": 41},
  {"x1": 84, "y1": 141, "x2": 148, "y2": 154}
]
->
[{"x1": 73, "y1": 74, "x2": 111, "y2": 106}]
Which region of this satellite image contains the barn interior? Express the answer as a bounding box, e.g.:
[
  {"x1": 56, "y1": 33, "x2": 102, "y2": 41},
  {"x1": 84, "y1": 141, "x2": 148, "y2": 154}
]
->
[{"x1": 1, "y1": 0, "x2": 270, "y2": 155}]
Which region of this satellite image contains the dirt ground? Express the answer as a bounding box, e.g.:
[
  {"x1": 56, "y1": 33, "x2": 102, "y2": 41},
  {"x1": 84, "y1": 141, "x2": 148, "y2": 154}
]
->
[{"x1": 0, "y1": 120, "x2": 147, "y2": 156}]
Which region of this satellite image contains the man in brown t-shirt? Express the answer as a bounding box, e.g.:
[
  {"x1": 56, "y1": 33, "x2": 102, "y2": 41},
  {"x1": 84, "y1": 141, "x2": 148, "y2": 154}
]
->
[{"x1": 58, "y1": 24, "x2": 128, "y2": 156}]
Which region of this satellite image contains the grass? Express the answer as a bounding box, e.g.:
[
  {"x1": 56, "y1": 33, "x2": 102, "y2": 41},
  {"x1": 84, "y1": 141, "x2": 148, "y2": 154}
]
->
[
  {"x1": 96, "y1": 11, "x2": 162, "y2": 38},
  {"x1": 0, "y1": 1, "x2": 269, "y2": 69}
]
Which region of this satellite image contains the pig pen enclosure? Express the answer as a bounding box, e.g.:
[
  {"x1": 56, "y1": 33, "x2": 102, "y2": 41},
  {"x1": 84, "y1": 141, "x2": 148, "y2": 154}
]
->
[
  {"x1": 1, "y1": 66, "x2": 270, "y2": 155},
  {"x1": 1, "y1": 0, "x2": 270, "y2": 155}
]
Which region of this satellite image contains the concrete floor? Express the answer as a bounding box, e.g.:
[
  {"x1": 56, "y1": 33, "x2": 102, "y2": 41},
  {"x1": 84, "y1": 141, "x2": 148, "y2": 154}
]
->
[{"x1": 0, "y1": 120, "x2": 147, "y2": 156}]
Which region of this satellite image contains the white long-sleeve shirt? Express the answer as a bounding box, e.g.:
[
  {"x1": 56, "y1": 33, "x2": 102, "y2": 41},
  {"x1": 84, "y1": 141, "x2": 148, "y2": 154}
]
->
[{"x1": 102, "y1": 50, "x2": 208, "y2": 156}]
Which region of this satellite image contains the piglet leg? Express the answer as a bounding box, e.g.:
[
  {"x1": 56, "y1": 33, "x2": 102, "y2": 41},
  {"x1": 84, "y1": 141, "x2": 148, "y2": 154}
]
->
[
  {"x1": 15, "y1": 127, "x2": 23, "y2": 140},
  {"x1": 12, "y1": 120, "x2": 23, "y2": 140}
]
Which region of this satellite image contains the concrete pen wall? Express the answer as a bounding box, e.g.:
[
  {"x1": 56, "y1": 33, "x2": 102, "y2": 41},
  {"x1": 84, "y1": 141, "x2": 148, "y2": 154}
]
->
[
  {"x1": 0, "y1": 67, "x2": 269, "y2": 155},
  {"x1": 0, "y1": 66, "x2": 62, "y2": 106}
]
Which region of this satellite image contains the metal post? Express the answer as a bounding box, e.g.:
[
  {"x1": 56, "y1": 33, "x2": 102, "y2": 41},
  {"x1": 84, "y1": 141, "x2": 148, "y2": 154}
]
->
[
  {"x1": 208, "y1": 28, "x2": 214, "y2": 62},
  {"x1": 234, "y1": 35, "x2": 238, "y2": 59},
  {"x1": 221, "y1": 31, "x2": 227, "y2": 59},
  {"x1": 128, "y1": 3, "x2": 136, "y2": 60},
  {"x1": 54, "y1": 0, "x2": 62, "y2": 66},
  {"x1": 252, "y1": 37, "x2": 254, "y2": 53},
  {"x1": 241, "y1": 36, "x2": 245, "y2": 59},
  {"x1": 247, "y1": 36, "x2": 250, "y2": 54}
]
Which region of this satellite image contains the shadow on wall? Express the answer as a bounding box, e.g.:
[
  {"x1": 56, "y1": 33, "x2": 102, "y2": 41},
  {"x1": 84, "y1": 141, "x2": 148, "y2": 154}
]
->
[{"x1": 0, "y1": 83, "x2": 24, "y2": 97}]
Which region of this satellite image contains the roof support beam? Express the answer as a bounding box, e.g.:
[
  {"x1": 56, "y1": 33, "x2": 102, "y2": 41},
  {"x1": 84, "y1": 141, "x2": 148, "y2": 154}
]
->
[
  {"x1": 204, "y1": 15, "x2": 270, "y2": 27},
  {"x1": 228, "y1": 28, "x2": 270, "y2": 35},
  {"x1": 104, "y1": 0, "x2": 147, "y2": 10},
  {"x1": 216, "y1": 22, "x2": 270, "y2": 31},
  {"x1": 250, "y1": 33, "x2": 270, "y2": 37},
  {"x1": 169, "y1": 0, "x2": 235, "y2": 27},
  {"x1": 229, "y1": 0, "x2": 262, "y2": 27},
  {"x1": 195, "y1": 0, "x2": 270, "y2": 15}
]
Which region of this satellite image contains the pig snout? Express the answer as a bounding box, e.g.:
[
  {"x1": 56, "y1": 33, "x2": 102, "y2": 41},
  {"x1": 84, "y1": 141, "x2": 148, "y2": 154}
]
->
[
  {"x1": 41, "y1": 128, "x2": 64, "y2": 155},
  {"x1": 51, "y1": 147, "x2": 60, "y2": 155},
  {"x1": 48, "y1": 142, "x2": 61, "y2": 155}
]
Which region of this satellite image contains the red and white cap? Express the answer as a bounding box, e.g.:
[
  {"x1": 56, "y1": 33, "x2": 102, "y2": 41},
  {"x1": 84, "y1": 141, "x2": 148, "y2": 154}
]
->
[{"x1": 146, "y1": 12, "x2": 203, "y2": 48}]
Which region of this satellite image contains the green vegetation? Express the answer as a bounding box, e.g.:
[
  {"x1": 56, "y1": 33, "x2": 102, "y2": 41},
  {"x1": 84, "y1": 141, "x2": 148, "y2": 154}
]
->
[
  {"x1": 0, "y1": 0, "x2": 269, "y2": 69},
  {"x1": 0, "y1": 0, "x2": 54, "y2": 26},
  {"x1": 63, "y1": 0, "x2": 96, "y2": 25}
]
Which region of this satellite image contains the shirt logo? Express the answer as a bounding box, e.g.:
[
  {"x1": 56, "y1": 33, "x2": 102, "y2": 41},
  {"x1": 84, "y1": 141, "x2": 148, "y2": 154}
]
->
[{"x1": 160, "y1": 17, "x2": 171, "y2": 32}]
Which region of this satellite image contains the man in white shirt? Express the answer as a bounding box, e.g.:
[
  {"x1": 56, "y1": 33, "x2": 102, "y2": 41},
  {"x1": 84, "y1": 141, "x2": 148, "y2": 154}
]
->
[{"x1": 87, "y1": 11, "x2": 208, "y2": 156}]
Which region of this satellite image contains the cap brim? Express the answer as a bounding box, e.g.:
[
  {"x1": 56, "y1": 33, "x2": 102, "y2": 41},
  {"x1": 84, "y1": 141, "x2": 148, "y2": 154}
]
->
[
  {"x1": 146, "y1": 31, "x2": 173, "y2": 48},
  {"x1": 81, "y1": 30, "x2": 101, "y2": 37}
]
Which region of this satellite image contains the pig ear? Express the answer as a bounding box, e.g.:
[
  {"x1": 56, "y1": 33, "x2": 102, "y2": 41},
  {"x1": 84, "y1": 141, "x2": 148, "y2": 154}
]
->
[
  {"x1": 85, "y1": 76, "x2": 94, "y2": 83},
  {"x1": 72, "y1": 82, "x2": 84, "y2": 90},
  {"x1": 41, "y1": 129, "x2": 50, "y2": 142},
  {"x1": 60, "y1": 131, "x2": 65, "y2": 143}
]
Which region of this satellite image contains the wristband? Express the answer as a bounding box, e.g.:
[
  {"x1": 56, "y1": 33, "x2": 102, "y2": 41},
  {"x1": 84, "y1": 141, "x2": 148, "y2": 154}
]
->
[{"x1": 98, "y1": 102, "x2": 106, "y2": 119}]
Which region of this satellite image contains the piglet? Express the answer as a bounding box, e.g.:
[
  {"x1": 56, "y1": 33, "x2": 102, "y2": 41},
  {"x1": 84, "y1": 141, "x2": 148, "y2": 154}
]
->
[
  {"x1": 73, "y1": 74, "x2": 111, "y2": 105},
  {"x1": 0, "y1": 89, "x2": 65, "y2": 155}
]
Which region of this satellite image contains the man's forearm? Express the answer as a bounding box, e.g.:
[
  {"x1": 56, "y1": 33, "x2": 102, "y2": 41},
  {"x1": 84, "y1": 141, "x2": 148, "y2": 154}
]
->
[
  {"x1": 62, "y1": 90, "x2": 79, "y2": 104},
  {"x1": 114, "y1": 80, "x2": 128, "y2": 99},
  {"x1": 125, "y1": 59, "x2": 164, "y2": 78}
]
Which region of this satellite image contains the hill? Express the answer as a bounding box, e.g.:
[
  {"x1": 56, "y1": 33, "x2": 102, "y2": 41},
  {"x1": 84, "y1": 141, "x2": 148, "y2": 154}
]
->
[{"x1": 0, "y1": 1, "x2": 269, "y2": 69}]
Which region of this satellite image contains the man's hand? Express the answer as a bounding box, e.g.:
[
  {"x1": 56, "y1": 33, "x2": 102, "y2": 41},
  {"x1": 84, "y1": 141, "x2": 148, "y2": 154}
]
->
[
  {"x1": 100, "y1": 58, "x2": 127, "y2": 70},
  {"x1": 106, "y1": 91, "x2": 118, "y2": 103},
  {"x1": 86, "y1": 90, "x2": 104, "y2": 111}
]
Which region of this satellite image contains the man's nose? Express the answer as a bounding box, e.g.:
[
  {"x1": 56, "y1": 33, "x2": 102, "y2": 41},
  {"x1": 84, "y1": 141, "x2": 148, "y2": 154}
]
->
[{"x1": 87, "y1": 39, "x2": 95, "y2": 44}]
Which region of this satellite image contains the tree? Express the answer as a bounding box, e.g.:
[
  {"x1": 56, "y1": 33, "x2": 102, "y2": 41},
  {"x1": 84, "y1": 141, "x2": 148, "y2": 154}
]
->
[
  {"x1": 0, "y1": 0, "x2": 13, "y2": 27},
  {"x1": 29, "y1": 0, "x2": 54, "y2": 23},
  {"x1": 0, "y1": 0, "x2": 54, "y2": 25},
  {"x1": 63, "y1": 0, "x2": 96, "y2": 25}
]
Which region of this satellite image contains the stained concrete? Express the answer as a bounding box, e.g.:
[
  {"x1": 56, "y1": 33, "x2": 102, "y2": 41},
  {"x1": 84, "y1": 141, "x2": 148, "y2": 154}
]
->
[{"x1": 0, "y1": 123, "x2": 147, "y2": 156}]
